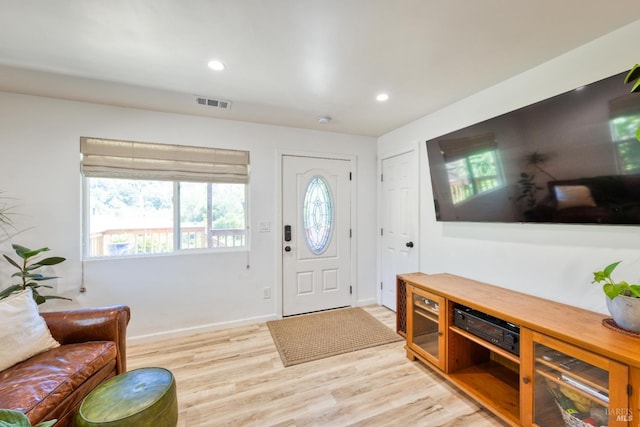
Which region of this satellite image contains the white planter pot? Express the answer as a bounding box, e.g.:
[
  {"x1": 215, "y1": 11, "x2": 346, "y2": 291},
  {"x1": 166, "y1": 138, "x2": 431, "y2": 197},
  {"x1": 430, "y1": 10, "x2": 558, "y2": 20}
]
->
[{"x1": 606, "y1": 295, "x2": 640, "y2": 333}]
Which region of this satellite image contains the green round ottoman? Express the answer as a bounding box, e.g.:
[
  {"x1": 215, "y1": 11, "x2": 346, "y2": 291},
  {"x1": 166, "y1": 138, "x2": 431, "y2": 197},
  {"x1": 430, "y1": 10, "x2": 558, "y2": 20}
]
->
[{"x1": 75, "y1": 367, "x2": 178, "y2": 427}]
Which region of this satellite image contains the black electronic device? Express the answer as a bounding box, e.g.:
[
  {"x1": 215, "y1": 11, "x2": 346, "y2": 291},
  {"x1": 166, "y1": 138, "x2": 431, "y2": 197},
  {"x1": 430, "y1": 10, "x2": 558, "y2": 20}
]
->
[
  {"x1": 426, "y1": 70, "x2": 640, "y2": 225},
  {"x1": 453, "y1": 304, "x2": 520, "y2": 356}
]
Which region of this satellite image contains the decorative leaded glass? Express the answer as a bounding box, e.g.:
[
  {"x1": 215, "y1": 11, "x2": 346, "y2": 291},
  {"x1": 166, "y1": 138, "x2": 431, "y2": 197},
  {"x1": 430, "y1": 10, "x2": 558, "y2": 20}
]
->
[{"x1": 303, "y1": 176, "x2": 333, "y2": 254}]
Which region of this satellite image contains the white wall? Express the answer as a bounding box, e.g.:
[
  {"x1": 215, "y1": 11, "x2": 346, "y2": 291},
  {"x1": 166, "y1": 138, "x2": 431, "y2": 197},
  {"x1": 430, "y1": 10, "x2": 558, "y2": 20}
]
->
[
  {"x1": 378, "y1": 20, "x2": 640, "y2": 314},
  {"x1": 0, "y1": 93, "x2": 377, "y2": 340}
]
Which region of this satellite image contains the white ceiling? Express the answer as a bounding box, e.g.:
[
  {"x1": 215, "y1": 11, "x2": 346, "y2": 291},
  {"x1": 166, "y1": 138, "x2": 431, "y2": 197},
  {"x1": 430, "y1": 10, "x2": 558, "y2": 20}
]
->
[{"x1": 1, "y1": 1, "x2": 640, "y2": 137}]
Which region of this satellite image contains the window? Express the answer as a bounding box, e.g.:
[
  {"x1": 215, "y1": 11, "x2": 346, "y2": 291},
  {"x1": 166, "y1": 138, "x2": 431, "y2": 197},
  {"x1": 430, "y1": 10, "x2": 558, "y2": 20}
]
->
[
  {"x1": 81, "y1": 138, "x2": 249, "y2": 258},
  {"x1": 303, "y1": 176, "x2": 333, "y2": 254},
  {"x1": 438, "y1": 133, "x2": 503, "y2": 204}
]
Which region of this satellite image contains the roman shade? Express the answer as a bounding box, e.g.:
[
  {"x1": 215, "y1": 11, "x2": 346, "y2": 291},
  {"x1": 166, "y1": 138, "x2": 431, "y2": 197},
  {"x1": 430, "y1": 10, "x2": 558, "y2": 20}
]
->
[
  {"x1": 80, "y1": 137, "x2": 250, "y2": 183},
  {"x1": 437, "y1": 132, "x2": 496, "y2": 163}
]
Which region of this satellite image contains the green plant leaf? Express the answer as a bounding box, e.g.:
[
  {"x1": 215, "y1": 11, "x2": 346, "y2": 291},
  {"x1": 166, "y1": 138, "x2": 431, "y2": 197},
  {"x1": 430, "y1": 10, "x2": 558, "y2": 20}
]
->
[
  {"x1": 603, "y1": 261, "x2": 621, "y2": 278},
  {"x1": 31, "y1": 289, "x2": 46, "y2": 305},
  {"x1": 624, "y1": 64, "x2": 640, "y2": 84},
  {"x1": 629, "y1": 285, "x2": 640, "y2": 298},
  {"x1": 34, "y1": 421, "x2": 57, "y2": 427},
  {"x1": 32, "y1": 256, "x2": 66, "y2": 267},
  {"x1": 0, "y1": 408, "x2": 32, "y2": 426},
  {"x1": 603, "y1": 283, "x2": 621, "y2": 299},
  {"x1": 12, "y1": 244, "x2": 50, "y2": 260},
  {"x1": 636, "y1": 127, "x2": 640, "y2": 142},
  {"x1": 0, "y1": 285, "x2": 23, "y2": 299},
  {"x1": 42, "y1": 295, "x2": 72, "y2": 302},
  {"x1": 3, "y1": 255, "x2": 21, "y2": 270},
  {"x1": 11, "y1": 244, "x2": 33, "y2": 259}
]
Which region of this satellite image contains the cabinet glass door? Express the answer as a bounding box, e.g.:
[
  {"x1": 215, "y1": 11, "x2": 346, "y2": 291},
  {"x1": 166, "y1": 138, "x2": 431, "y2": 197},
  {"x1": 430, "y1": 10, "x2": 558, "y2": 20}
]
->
[
  {"x1": 532, "y1": 337, "x2": 628, "y2": 426},
  {"x1": 410, "y1": 288, "x2": 444, "y2": 367}
]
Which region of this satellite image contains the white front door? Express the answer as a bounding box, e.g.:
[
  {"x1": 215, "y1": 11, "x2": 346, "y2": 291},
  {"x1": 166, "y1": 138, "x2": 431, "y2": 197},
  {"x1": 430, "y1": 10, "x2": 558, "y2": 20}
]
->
[
  {"x1": 282, "y1": 155, "x2": 351, "y2": 316},
  {"x1": 380, "y1": 150, "x2": 419, "y2": 310}
]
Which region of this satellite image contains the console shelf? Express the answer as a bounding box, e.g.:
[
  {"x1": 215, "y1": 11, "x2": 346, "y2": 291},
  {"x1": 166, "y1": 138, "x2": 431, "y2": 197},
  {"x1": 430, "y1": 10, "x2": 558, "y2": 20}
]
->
[
  {"x1": 450, "y1": 325, "x2": 520, "y2": 365},
  {"x1": 399, "y1": 272, "x2": 640, "y2": 426}
]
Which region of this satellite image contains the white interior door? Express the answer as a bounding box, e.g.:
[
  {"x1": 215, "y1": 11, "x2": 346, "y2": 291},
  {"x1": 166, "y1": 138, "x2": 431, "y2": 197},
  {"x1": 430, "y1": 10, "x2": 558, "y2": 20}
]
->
[
  {"x1": 380, "y1": 150, "x2": 419, "y2": 310},
  {"x1": 282, "y1": 155, "x2": 351, "y2": 316}
]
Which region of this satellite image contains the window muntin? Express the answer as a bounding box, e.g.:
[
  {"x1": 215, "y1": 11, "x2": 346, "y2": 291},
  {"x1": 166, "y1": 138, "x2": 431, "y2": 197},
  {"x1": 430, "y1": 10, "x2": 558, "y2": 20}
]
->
[
  {"x1": 303, "y1": 176, "x2": 333, "y2": 254},
  {"x1": 87, "y1": 177, "x2": 247, "y2": 258}
]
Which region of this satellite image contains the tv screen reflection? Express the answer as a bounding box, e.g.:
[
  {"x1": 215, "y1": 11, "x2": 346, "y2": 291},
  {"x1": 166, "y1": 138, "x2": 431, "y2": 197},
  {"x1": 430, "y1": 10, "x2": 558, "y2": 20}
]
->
[{"x1": 426, "y1": 71, "x2": 640, "y2": 225}]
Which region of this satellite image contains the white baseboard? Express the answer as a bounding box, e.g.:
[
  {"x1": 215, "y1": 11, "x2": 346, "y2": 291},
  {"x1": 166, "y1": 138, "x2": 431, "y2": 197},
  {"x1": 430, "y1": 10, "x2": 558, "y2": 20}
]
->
[
  {"x1": 127, "y1": 313, "x2": 278, "y2": 345},
  {"x1": 357, "y1": 298, "x2": 378, "y2": 306}
]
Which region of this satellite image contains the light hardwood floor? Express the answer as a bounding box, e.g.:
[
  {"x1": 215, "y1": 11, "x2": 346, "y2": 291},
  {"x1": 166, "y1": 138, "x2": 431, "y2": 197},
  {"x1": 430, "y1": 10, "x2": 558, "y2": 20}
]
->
[{"x1": 128, "y1": 305, "x2": 506, "y2": 426}]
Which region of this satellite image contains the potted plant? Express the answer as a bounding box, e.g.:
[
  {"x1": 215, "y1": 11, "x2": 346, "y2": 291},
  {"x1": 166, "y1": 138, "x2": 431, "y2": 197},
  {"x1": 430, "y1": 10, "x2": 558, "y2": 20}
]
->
[
  {"x1": 0, "y1": 244, "x2": 69, "y2": 305},
  {"x1": 592, "y1": 261, "x2": 640, "y2": 332}
]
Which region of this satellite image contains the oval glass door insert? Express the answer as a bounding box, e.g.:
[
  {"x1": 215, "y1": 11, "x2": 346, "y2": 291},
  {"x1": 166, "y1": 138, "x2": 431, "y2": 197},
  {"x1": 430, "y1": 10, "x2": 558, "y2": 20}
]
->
[{"x1": 303, "y1": 175, "x2": 333, "y2": 254}]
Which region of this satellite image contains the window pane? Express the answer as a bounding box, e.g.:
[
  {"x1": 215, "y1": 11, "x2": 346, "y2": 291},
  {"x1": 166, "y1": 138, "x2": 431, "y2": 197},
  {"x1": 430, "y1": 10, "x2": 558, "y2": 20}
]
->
[
  {"x1": 88, "y1": 178, "x2": 173, "y2": 257},
  {"x1": 303, "y1": 176, "x2": 333, "y2": 254},
  {"x1": 179, "y1": 182, "x2": 247, "y2": 249}
]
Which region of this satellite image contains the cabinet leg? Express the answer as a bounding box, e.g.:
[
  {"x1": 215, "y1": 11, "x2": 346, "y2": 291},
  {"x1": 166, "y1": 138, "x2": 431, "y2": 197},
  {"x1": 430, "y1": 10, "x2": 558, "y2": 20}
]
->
[{"x1": 405, "y1": 348, "x2": 416, "y2": 361}]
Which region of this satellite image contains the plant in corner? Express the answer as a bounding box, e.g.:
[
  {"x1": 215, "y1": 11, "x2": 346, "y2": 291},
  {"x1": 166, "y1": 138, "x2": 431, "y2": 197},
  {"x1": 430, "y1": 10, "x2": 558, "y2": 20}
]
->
[
  {"x1": 592, "y1": 261, "x2": 640, "y2": 333},
  {"x1": 0, "y1": 244, "x2": 69, "y2": 305}
]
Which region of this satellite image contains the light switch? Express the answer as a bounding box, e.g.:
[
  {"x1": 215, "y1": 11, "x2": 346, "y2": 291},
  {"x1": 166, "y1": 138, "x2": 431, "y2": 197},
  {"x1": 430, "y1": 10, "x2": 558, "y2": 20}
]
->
[{"x1": 259, "y1": 222, "x2": 271, "y2": 232}]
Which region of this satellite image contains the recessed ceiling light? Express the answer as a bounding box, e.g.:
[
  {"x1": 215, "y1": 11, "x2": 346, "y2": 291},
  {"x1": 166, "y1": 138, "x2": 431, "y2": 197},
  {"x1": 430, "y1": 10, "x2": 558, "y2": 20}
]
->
[
  {"x1": 207, "y1": 60, "x2": 225, "y2": 71},
  {"x1": 376, "y1": 93, "x2": 389, "y2": 102}
]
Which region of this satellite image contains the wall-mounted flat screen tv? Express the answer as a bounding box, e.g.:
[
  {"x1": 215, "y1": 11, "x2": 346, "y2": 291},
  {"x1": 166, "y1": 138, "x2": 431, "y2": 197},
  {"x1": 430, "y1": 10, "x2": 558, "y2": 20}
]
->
[{"x1": 426, "y1": 70, "x2": 640, "y2": 225}]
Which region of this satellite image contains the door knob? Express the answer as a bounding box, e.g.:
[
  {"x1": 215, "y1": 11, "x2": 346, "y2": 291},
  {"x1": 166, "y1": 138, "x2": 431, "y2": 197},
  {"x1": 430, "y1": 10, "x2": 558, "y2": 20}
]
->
[
  {"x1": 406, "y1": 241, "x2": 414, "y2": 248},
  {"x1": 284, "y1": 246, "x2": 291, "y2": 252}
]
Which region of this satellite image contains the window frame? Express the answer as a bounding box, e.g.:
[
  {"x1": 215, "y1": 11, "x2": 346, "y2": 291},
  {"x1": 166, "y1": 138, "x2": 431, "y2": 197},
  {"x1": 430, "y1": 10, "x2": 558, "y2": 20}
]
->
[{"x1": 82, "y1": 175, "x2": 250, "y2": 260}]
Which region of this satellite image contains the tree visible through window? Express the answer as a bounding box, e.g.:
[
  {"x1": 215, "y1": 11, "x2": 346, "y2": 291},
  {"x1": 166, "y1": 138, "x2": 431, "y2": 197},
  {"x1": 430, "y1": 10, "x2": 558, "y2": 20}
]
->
[{"x1": 87, "y1": 178, "x2": 247, "y2": 257}]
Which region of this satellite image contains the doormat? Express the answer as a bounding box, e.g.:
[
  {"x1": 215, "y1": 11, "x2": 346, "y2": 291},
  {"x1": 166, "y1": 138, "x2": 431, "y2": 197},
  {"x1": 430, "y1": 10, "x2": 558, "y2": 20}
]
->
[{"x1": 267, "y1": 307, "x2": 402, "y2": 367}]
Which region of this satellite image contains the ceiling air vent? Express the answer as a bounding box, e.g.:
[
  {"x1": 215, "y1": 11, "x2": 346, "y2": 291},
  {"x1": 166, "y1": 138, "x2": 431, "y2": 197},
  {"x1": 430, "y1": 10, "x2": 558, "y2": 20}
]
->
[{"x1": 196, "y1": 96, "x2": 232, "y2": 110}]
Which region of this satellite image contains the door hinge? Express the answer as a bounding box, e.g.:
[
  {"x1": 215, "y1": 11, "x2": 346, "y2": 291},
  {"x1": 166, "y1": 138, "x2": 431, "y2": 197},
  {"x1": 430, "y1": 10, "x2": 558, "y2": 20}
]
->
[
  {"x1": 628, "y1": 384, "x2": 633, "y2": 396},
  {"x1": 380, "y1": 173, "x2": 383, "y2": 182},
  {"x1": 349, "y1": 229, "x2": 352, "y2": 238},
  {"x1": 380, "y1": 281, "x2": 383, "y2": 290},
  {"x1": 349, "y1": 172, "x2": 352, "y2": 181},
  {"x1": 380, "y1": 228, "x2": 383, "y2": 236},
  {"x1": 349, "y1": 285, "x2": 353, "y2": 295}
]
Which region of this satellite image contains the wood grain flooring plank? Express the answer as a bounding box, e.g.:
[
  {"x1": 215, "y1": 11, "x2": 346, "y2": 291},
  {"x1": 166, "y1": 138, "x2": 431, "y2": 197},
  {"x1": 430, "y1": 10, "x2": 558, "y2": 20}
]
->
[{"x1": 128, "y1": 305, "x2": 506, "y2": 426}]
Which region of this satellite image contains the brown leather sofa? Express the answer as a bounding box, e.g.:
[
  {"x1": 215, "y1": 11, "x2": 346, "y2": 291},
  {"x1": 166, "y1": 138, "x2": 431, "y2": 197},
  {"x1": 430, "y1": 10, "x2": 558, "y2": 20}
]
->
[{"x1": 0, "y1": 305, "x2": 130, "y2": 426}]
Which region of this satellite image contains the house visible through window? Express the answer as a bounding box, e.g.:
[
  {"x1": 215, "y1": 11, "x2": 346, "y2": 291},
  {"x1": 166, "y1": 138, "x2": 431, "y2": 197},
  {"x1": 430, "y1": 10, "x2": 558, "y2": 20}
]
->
[
  {"x1": 438, "y1": 133, "x2": 503, "y2": 204},
  {"x1": 81, "y1": 138, "x2": 249, "y2": 258}
]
